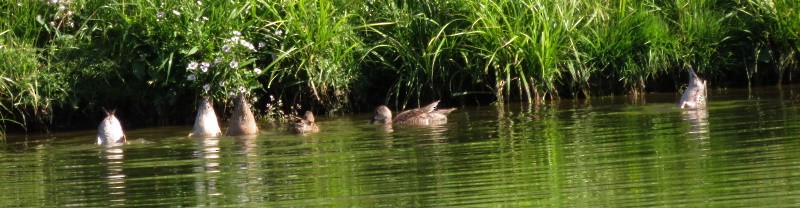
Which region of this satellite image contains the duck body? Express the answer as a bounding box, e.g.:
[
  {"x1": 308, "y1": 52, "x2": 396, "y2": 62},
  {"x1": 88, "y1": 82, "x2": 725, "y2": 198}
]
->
[
  {"x1": 189, "y1": 96, "x2": 222, "y2": 137},
  {"x1": 288, "y1": 111, "x2": 320, "y2": 135},
  {"x1": 371, "y1": 101, "x2": 456, "y2": 126},
  {"x1": 97, "y1": 108, "x2": 126, "y2": 146},
  {"x1": 227, "y1": 94, "x2": 259, "y2": 136},
  {"x1": 678, "y1": 67, "x2": 707, "y2": 110}
]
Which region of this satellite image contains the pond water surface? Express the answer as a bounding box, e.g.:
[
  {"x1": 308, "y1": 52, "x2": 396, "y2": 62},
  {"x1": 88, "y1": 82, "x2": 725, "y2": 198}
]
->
[{"x1": 4, "y1": 86, "x2": 800, "y2": 207}]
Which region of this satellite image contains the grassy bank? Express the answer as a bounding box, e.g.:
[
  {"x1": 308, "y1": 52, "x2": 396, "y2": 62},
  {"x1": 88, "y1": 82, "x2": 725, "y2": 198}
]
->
[{"x1": 1, "y1": 0, "x2": 799, "y2": 136}]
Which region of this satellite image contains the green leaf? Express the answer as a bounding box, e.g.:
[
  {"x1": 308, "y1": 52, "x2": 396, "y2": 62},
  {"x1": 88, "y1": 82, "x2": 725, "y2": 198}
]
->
[{"x1": 182, "y1": 47, "x2": 199, "y2": 56}]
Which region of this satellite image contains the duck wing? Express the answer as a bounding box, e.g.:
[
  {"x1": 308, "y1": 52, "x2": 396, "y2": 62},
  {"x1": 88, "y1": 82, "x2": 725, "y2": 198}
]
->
[
  {"x1": 429, "y1": 108, "x2": 456, "y2": 121},
  {"x1": 393, "y1": 101, "x2": 441, "y2": 125}
]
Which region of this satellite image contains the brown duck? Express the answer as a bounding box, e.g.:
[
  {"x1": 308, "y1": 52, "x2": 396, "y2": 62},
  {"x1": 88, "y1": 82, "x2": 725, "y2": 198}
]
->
[
  {"x1": 288, "y1": 111, "x2": 320, "y2": 135},
  {"x1": 371, "y1": 100, "x2": 456, "y2": 125},
  {"x1": 226, "y1": 94, "x2": 259, "y2": 136},
  {"x1": 189, "y1": 96, "x2": 222, "y2": 137}
]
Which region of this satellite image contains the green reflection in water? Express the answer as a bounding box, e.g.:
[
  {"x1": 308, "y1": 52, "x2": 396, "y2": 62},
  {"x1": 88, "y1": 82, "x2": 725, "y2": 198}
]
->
[{"x1": 3, "y1": 87, "x2": 800, "y2": 207}]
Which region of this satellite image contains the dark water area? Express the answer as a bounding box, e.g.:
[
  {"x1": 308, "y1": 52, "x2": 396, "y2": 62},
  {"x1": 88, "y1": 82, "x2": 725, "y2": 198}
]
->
[{"x1": 3, "y1": 86, "x2": 800, "y2": 207}]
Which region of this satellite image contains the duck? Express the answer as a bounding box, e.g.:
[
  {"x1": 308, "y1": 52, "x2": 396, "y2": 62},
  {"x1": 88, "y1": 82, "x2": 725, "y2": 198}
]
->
[
  {"x1": 226, "y1": 94, "x2": 259, "y2": 136},
  {"x1": 97, "y1": 108, "x2": 126, "y2": 146},
  {"x1": 370, "y1": 100, "x2": 456, "y2": 125},
  {"x1": 678, "y1": 66, "x2": 707, "y2": 109},
  {"x1": 288, "y1": 111, "x2": 320, "y2": 135},
  {"x1": 189, "y1": 96, "x2": 222, "y2": 137}
]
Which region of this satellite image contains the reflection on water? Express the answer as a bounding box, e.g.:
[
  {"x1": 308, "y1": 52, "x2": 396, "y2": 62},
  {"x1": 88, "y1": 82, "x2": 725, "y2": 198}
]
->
[
  {"x1": 682, "y1": 109, "x2": 709, "y2": 137},
  {"x1": 5, "y1": 86, "x2": 800, "y2": 206},
  {"x1": 103, "y1": 147, "x2": 126, "y2": 206},
  {"x1": 194, "y1": 136, "x2": 221, "y2": 202}
]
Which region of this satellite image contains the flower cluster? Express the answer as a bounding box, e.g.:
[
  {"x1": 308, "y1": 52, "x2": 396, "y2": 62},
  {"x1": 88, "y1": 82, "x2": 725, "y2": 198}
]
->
[
  {"x1": 260, "y1": 94, "x2": 292, "y2": 125},
  {"x1": 184, "y1": 30, "x2": 264, "y2": 99},
  {"x1": 39, "y1": 0, "x2": 76, "y2": 30},
  {"x1": 156, "y1": 1, "x2": 207, "y2": 22},
  {"x1": 223, "y1": 31, "x2": 257, "y2": 52}
]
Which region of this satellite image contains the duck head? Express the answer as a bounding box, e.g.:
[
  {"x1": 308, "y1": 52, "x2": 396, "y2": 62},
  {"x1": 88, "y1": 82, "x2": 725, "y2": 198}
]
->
[
  {"x1": 370, "y1": 105, "x2": 392, "y2": 124},
  {"x1": 303, "y1": 111, "x2": 316, "y2": 122}
]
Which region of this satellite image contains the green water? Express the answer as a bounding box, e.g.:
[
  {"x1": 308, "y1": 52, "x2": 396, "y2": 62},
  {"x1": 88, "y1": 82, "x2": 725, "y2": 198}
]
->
[{"x1": 4, "y1": 87, "x2": 800, "y2": 207}]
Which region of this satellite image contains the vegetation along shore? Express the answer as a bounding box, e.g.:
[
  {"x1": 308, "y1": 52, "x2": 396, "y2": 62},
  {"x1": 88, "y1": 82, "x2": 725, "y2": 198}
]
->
[{"x1": 1, "y1": 0, "x2": 798, "y2": 137}]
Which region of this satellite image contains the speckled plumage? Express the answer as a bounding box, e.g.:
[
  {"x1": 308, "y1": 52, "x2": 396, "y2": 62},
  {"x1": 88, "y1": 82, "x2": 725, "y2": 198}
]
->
[
  {"x1": 189, "y1": 96, "x2": 222, "y2": 137},
  {"x1": 678, "y1": 67, "x2": 707, "y2": 109},
  {"x1": 288, "y1": 111, "x2": 320, "y2": 135},
  {"x1": 97, "y1": 108, "x2": 126, "y2": 146},
  {"x1": 227, "y1": 94, "x2": 259, "y2": 136},
  {"x1": 371, "y1": 101, "x2": 456, "y2": 126}
]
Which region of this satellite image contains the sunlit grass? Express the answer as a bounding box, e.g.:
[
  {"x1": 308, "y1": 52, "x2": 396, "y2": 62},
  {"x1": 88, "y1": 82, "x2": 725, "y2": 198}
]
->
[{"x1": 0, "y1": 0, "x2": 798, "y2": 134}]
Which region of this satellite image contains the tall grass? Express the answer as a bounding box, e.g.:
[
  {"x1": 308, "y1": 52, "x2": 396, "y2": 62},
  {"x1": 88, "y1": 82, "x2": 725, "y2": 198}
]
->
[
  {"x1": 669, "y1": 0, "x2": 732, "y2": 80},
  {"x1": 466, "y1": 0, "x2": 578, "y2": 102},
  {"x1": 262, "y1": 0, "x2": 369, "y2": 114},
  {"x1": 360, "y1": 0, "x2": 472, "y2": 109},
  {"x1": 1, "y1": 1, "x2": 69, "y2": 134},
  {"x1": 738, "y1": 0, "x2": 800, "y2": 85},
  {"x1": 1, "y1": 0, "x2": 799, "y2": 134}
]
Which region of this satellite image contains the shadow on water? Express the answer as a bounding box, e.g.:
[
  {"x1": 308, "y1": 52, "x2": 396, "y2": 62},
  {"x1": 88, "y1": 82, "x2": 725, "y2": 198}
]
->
[{"x1": 5, "y1": 85, "x2": 800, "y2": 206}]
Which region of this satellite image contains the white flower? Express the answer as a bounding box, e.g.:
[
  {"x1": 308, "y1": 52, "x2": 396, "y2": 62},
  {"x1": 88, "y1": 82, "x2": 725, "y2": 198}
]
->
[
  {"x1": 269, "y1": 95, "x2": 275, "y2": 101},
  {"x1": 239, "y1": 40, "x2": 256, "y2": 51},
  {"x1": 202, "y1": 84, "x2": 210, "y2": 92},
  {"x1": 275, "y1": 30, "x2": 283, "y2": 36},
  {"x1": 172, "y1": 10, "x2": 181, "y2": 16},
  {"x1": 196, "y1": 1, "x2": 202, "y2": 6},
  {"x1": 202, "y1": 16, "x2": 209, "y2": 21},
  {"x1": 232, "y1": 31, "x2": 241, "y2": 36},
  {"x1": 50, "y1": 0, "x2": 58, "y2": 4},
  {"x1": 187, "y1": 61, "x2": 199, "y2": 70},
  {"x1": 187, "y1": 74, "x2": 196, "y2": 81},
  {"x1": 200, "y1": 62, "x2": 210, "y2": 72},
  {"x1": 214, "y1": 56, "x2": 222, "y2": 63},
  {"x1": 219, "y1": 81, "x2": 225, "y2": 87},
  {"x1": 228, "y1": 91, "x2": 236, "y2": 97},
  {"x1": 36, "y1": 15, "x2": 42, "y2": 21},
  {"x1": 58, "y1": 5, "x2": 66, "y2": 11},
  {"x1": 258, "y1": 42, "x2": 266, "y2": 49},
  {"x1": 251, "y1": 97, "x2": 258, "y2": 103},
  {"x1": 229, "y1": 36, "x2": 240, "y2": 43},
  {"x1": 253, "y1": 68, "x2": 262, "y2": 74},
  {"x1": 221, "y1": 44, "x2": 231, "y2": 52},
  {"x1": 156, "y1": 11, "x2": 165, "y2": 19},
  {"x1": 229, "y1": 60, "x2": 238, "y2": 69},
  {"x1": 238, "y1": 86, "x2": 246, "y2": 93},
  {"x1": 17, "y1": 2, "x2": 22, "y2": 6}
]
